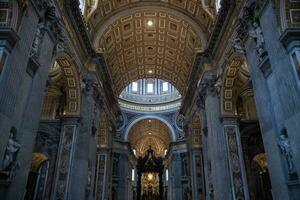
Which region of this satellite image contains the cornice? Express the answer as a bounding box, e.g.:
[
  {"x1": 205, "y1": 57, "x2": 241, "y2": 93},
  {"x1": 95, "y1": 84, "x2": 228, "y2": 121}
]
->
[
  {"x1": 65, "y1": 0, "x2": 95, "y2": 57},
  {"x1": 206, "y1": 0, "x2": 236, "y2": 56}
]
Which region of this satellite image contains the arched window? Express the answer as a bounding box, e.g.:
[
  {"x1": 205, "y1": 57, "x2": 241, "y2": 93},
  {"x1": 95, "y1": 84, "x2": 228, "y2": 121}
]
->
[
  {"x1": 146, "y1": 79, "x2": 155, "y2": 94},
  {"x1": 132, "y1": 82, "x2": 139, "y2": 92},
  {"x1": 162, "y1": 82, "x2": 169, "y2": 92}
]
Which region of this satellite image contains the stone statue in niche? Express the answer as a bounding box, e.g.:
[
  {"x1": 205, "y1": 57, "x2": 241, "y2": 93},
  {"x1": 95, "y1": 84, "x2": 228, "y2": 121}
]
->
[
  {"x1": 248, "y1": 22, "x2": 267, "y2": 61},
  {"x1": 30, "y1": 22, "x2": 45, "y2": 59},
  {"x1": 55, "y1": 86, "x2": 66, "y2": 118},
  {"x1": 277, "y1": 128, "x2": 298, "y2": 179},
  {"x1": 0, "y1": 127, "x2": 21, "y2": 181}
]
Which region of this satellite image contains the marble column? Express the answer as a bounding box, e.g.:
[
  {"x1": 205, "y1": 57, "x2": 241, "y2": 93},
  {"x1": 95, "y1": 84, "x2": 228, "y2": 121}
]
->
[
  {"x1": 68, "y1": 75, "x2": 102, "y2": 200},
  {"x1": 222, "y1": 116, "x2": 249, "y2": 200},
  {"x1": 200, "y1": 72, "x2": 232, "y2": 200},
  {"x1": 197, "y1": 98, "x2": 211, "y2": 200},
  {"x1": 171, "y1": 152, "x2": 183, "y2": 200},
  {"x1": 190, "y1": 148, "x2": 205, "y2": 200}
]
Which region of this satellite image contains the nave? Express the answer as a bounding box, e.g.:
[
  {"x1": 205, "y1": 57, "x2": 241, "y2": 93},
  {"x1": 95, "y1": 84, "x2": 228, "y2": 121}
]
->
[{"x1": 0, "y1": 0, "x2": 300, "y2": 200}]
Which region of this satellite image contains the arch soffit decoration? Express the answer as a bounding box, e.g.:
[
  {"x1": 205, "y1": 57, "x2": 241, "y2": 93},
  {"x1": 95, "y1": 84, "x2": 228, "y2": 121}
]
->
[
  {"x1": 52, "y1": 53, "x2": 81, "y2": 116},
  {"x1": 125, "y1": 115, "x2": 176, "y2": 142},
  {"x1": 93, "y1": 8, "x2": 208, "y2": 96},
  {"x1": 130, "y1": 130, "x2": 169, "y2": 147},
  {"x1": 220, "y1": 53, "x2": 250, "y2": 116}
]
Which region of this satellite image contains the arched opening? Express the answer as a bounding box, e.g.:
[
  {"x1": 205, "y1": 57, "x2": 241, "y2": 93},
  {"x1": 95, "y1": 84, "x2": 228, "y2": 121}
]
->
[
  {"x1": 127, "y1": 118, "x2": 173, "y2": 200},
  {"x1": 25, "y1": 153, "x2": 49, "y2": 200},
  {"x1": 129, "y1": 119, "x2": 172, "y2": 158},
  {"x1": 25, "y1": 55, "x2": 81, "y2": 199},
  {"x1": 221, "y1": 54, "x2": 273, "y2": 200}
]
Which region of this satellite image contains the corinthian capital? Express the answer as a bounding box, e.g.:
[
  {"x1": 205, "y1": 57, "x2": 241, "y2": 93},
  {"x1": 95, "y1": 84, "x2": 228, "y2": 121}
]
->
[{"x1": 198, "y1": 70, "x2": 219, "y2": 99}]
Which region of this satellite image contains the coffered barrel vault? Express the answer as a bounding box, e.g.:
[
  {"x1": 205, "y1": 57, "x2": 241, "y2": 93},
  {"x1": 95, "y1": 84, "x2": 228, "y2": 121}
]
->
[
  {"x1": 95, "y1": 10, "x2": 205, "y2": 95},
  {"x1": 85, "y1": 0, "x2": 217, "y2": 34}
]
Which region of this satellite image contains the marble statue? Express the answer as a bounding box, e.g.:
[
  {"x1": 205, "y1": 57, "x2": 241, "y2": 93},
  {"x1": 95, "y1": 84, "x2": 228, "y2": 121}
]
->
[
  {"x1": 277, "y1": 128, "x2": 297, "y2": 177},
  {"x1": 0, "y1": 128, "x2": 21, "y2": 180},
  {"x1": 30, "y1": 22, "x2": 45, "y2": 58},
  {"x1": 249, "y1": 22, "x2": 266, "y2": 60},
  {"x1": 214, "y1": 68, "x2": 223, "y2": 96}
]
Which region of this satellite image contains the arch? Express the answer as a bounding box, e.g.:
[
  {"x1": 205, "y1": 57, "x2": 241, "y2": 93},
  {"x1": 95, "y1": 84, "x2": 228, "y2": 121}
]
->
[
  {"x1": 30, "y1": 153, "x2": 48, "y2": 173},
  {"x1": 252, "y1": 153, "x2": 268, "y2": 174},
  {"x1": 220, "y1": 52, "x2": 251, "y2": 116},
  {"x1": 50, "y1": 52, "x2": 81, "y2": 116},
  {"x1": 124, "y1": 115, "x2": 176, "y2": 142}
]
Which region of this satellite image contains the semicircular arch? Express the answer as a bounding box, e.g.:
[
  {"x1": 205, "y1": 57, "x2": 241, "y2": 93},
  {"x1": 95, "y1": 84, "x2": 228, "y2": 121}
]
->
[
  {"x1": 220, "y1": 53, "x2": 251, "y2": 116},
  {"x1": 124, "y1": 115, "x2": 176, "y2": 142},
  {"x1": 52, "y1": 53, "x2": 81, "y2": 116}
]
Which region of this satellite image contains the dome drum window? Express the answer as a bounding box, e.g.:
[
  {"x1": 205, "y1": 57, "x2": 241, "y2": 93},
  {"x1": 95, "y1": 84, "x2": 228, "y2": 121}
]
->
[{"x1": 119, "y1": 78, "x2": 181, "y2": 106}]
